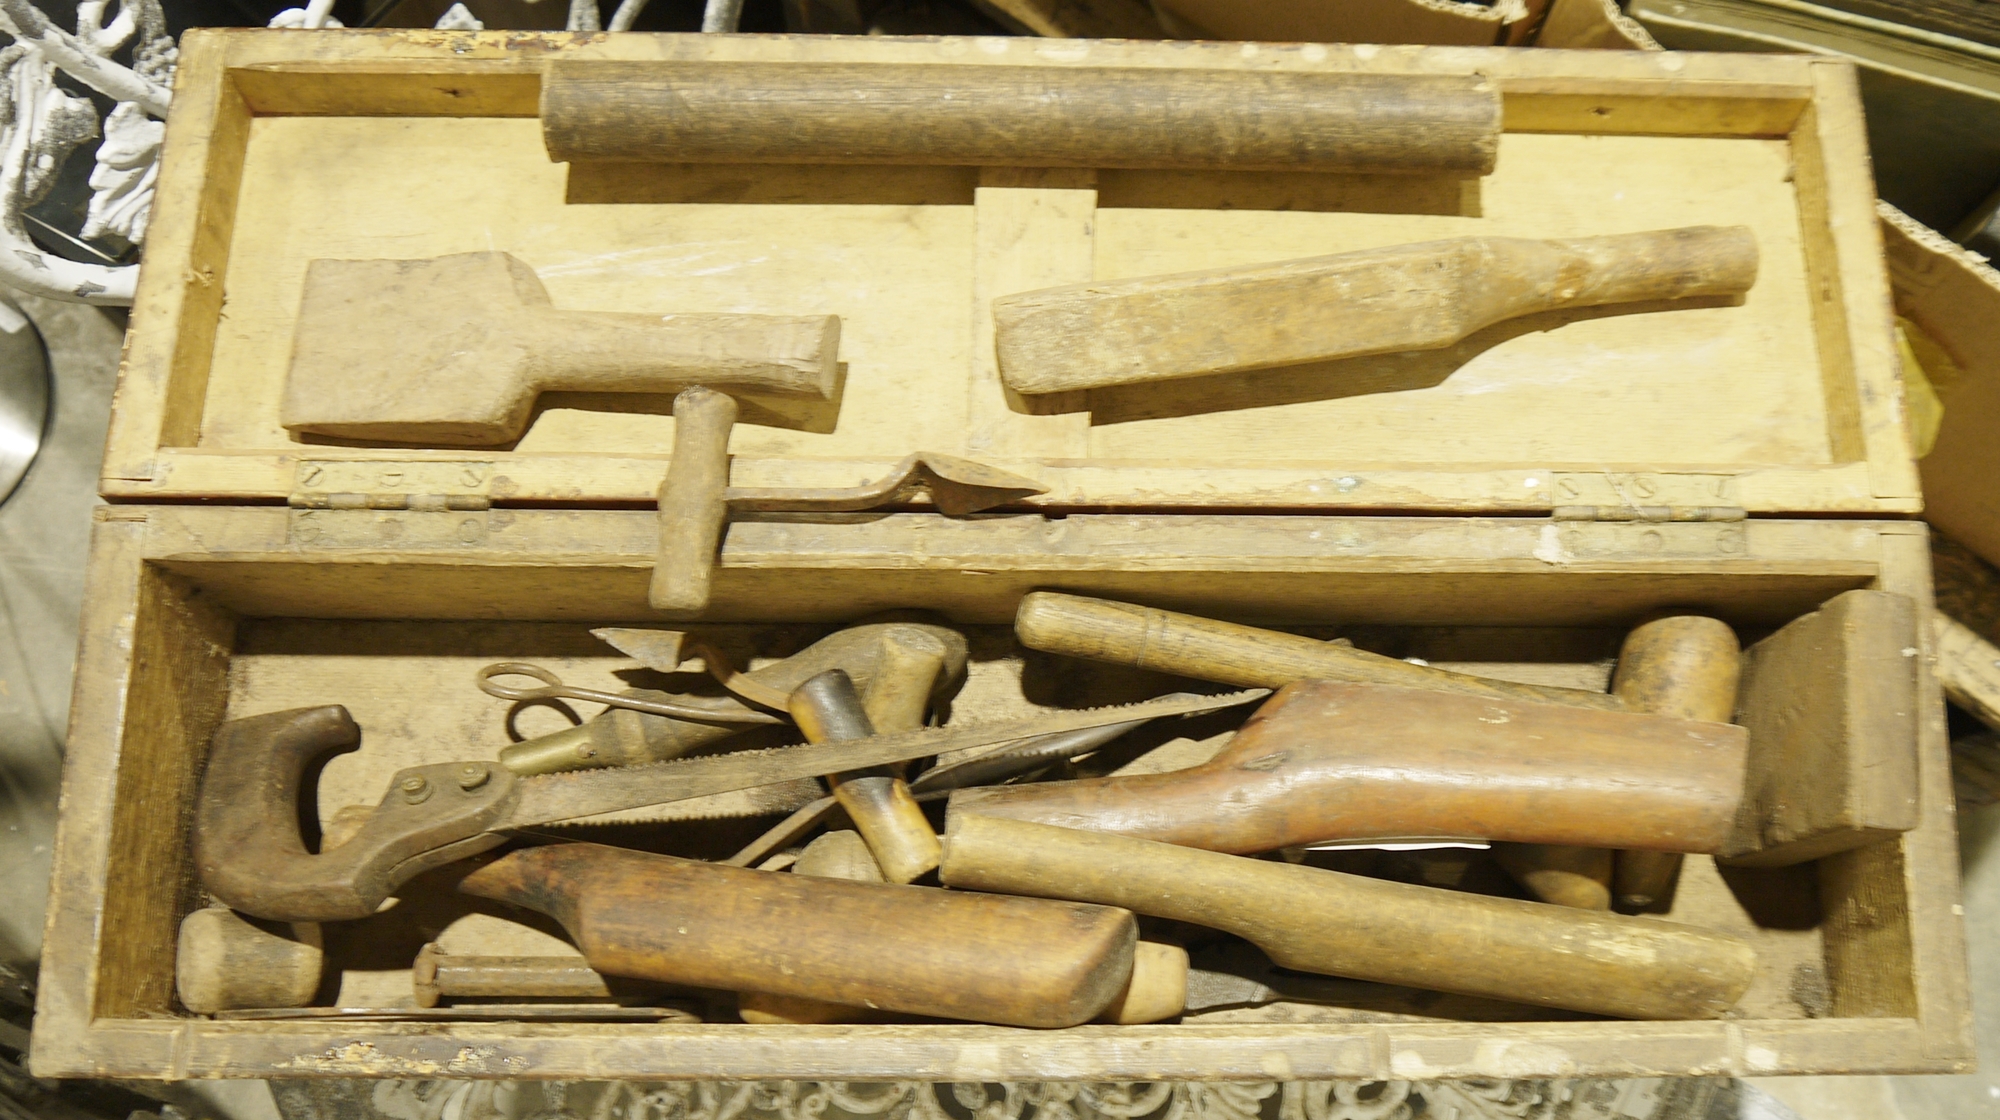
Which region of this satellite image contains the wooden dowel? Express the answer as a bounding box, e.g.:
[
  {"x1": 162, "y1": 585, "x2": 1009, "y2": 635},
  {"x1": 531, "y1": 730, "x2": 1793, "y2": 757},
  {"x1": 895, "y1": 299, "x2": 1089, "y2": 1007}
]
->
[
  {"x1": 1016, "y1": 591, "x2": 1626, "y2": 709},
  {"x1": 542, "y1": 62, "x2": 1500, "y2": 175},
  {"x1": 940, "y1": 815, "x2": 1756, "y2": 1021}
]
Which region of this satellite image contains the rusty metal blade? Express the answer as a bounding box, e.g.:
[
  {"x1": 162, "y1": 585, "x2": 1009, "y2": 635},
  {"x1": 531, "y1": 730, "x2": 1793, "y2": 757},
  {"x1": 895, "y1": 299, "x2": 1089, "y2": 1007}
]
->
[{"x1": 506, "y1": 689, "x2": 1268, "y2": 828}]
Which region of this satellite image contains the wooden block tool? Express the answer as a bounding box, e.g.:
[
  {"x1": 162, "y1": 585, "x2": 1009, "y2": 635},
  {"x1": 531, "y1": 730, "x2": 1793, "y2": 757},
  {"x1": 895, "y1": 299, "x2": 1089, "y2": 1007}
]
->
[
  {"x1": 281, "y1": 251, "x2": 839, "y2": 445},
  {"x1": 994, "y1": 227, "x2": 1758, "y2": 395}
]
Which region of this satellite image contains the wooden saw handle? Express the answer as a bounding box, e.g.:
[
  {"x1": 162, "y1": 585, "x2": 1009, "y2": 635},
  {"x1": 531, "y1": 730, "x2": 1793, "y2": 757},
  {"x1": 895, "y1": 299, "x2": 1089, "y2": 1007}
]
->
[
  {"x1": 458, "y1": 841, "x2": 1136, "y2": 1028},
  {"x1": 1015, "y1": 592, "x2": 1625, "y2": 710},
  {"x1": 940, "y1": 815, "x2": 1757, "y2": 1021}
]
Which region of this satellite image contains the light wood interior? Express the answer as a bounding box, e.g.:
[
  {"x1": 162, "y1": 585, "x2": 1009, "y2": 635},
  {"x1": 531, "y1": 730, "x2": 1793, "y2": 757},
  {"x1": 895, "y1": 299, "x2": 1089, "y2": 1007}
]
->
[
  {"x1": 103, "y1": 32, "x2": 1917, "y2": 512},
  {"x1": 39, "y1": 509, "x2": 1962, "y2": 1079}
]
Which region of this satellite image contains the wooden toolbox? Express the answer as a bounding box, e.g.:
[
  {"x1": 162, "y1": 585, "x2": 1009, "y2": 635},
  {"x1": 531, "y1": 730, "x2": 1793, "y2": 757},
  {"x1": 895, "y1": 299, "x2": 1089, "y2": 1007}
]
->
[{"x1": 34, "y1": 29, "x2": 1971, "y2": 1081}]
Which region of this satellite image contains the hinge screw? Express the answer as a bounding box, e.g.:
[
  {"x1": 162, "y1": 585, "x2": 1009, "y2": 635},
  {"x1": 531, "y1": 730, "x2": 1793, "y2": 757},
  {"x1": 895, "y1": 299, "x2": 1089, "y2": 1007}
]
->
[
  {"x1": 456, "y1": 763, "x2": 490, "y2": 791},
  {"x1": 399, "y1": 775, "x2": 433, "y2": 804}
]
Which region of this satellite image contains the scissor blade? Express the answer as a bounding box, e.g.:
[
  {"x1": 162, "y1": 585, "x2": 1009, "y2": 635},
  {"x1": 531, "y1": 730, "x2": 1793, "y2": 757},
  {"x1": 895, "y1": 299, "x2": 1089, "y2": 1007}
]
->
[{"x1": 505, "y1": 689, "x2": 1269, "y2": 828}]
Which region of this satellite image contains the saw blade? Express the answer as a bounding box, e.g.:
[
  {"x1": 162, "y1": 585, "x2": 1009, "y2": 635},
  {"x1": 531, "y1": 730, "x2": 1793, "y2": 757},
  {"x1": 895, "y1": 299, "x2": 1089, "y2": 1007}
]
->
[{"x1": 505, "y1": 688, "x2": 1268, "y2": 828}]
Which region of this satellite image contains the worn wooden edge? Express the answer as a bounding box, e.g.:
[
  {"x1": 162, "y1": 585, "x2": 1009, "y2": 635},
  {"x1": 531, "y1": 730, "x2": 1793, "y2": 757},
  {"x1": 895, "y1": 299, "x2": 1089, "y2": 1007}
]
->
[
  {"x1": 103, "y1": 454, "x2": 1914, "y2": 515},
  {"x1": 1800, "y1": 61, "x2": 1921, "y2": 505},
  {"x1": 100, "y1": 31, "x2": 247, "y2": 489},
  {"x1": 26, "y1": 1016, "x2": 1961, "y2": 1082},
  {"x1": 31, "y1": 513, "x2": 152, "y2": 1075},
  {"x1": 1871, "y1": 525, "x2": 1976, "y2": 1066}
]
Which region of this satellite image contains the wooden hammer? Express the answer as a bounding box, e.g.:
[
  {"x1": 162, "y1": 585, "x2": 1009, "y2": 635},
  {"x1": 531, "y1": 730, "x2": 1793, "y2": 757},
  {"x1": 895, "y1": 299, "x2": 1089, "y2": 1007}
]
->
[
  {"x1": 652, "y1": 387, "x2": 1044, "y2": 616},
  {"x1": 281, "y1": 252, "x2": 839, "y2": 445}
]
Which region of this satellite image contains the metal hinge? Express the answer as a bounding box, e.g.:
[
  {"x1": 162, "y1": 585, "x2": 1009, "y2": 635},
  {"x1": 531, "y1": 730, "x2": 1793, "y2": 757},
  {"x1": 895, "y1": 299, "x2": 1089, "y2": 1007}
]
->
[{"x1": 289, "y1": 460, "x2": 494, "y2": 547}]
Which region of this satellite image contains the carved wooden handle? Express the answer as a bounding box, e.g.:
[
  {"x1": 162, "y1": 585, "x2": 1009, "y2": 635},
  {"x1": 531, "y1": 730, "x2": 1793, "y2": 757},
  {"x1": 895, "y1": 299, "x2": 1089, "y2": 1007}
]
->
[
  {"x1": 650, "y1": 386, "x2": 738, "y2": 618},
  {"x1": 459, "y1": 841, "x2": 1137, "y2": 1028}
]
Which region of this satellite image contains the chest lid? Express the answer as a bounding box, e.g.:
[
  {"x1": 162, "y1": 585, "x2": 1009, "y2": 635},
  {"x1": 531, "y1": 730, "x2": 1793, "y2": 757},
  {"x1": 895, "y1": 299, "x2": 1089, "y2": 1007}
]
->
[{"x1": 104, "y1": 31, "x2": 1915, "y2": 519}]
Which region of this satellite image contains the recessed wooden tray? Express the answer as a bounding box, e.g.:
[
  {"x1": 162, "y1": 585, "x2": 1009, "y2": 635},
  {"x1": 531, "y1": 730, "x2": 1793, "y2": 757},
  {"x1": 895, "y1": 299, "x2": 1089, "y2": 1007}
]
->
[
  {"x1": 33, "y1": 510, "x2": 1967, "y2": 1079},
  {"x1": 106, "y1": 31, "x2": 1913, "y2": 516}
]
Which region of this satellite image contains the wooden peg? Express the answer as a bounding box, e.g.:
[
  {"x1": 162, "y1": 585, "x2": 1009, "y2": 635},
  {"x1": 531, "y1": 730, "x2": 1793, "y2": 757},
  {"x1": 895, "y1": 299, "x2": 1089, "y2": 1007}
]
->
[{"x1": 176, "y1": 907, "x2": 322, "y2": 1014}]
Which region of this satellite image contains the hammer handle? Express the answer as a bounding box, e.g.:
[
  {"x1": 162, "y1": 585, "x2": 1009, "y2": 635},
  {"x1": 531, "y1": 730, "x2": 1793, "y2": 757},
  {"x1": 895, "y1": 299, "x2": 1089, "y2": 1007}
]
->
[
  {"x1": 941, "y1": 815, "x2": 1756, "y2": 1021},
  {"x1": 792, "y1": 671, "x2": 942, "y2": 883},
  {"x1": 650, "y1": 387, "x2": 738, "y2": 617},
  {"x1": 1016, "y1": 592, "x2": 1625, "y2": 710}
]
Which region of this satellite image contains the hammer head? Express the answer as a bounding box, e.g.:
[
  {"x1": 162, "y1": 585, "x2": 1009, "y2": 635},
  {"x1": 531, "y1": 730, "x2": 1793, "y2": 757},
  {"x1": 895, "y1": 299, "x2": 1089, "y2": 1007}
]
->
[{"x1": 282, "y1": 252, "x2": 556, "y2": 445}]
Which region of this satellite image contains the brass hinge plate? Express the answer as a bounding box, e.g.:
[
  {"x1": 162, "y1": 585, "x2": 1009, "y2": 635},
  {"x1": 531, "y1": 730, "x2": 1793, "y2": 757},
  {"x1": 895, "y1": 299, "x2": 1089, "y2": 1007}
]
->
[{"x1": 289, "y1": 460, "x2": 494, "y2": 548}]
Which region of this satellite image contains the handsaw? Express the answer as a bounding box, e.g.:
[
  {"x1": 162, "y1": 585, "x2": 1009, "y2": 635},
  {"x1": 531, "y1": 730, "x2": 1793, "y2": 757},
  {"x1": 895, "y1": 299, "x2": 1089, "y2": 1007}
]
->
[{"x1": 193, "y1": 690, "x2": 1269, "y2": 923}]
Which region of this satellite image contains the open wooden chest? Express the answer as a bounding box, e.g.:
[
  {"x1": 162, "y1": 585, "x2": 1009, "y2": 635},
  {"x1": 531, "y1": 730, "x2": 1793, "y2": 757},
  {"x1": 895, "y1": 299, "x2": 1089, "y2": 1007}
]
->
[{"x1": 33, "y1": 29, "x2": 1972, "y2": 1081}]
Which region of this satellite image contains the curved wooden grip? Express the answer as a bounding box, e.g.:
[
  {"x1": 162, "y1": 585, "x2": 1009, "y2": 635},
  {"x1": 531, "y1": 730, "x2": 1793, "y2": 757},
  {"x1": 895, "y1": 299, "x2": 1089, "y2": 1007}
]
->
[
  {"x1": 193, "y1": 706, "x2": 517, "y2": 922},
  {"x1": 650, "y1": 386, "x2": 738, "y2": 618},
  {"x1": 941, "y1": 815, "x2": 1757, "y2": 1021},
  {"x1": 459, "y1": 842, "x2": 1136, "y2": 1028},
  {"x1": 1015, "y1": 592, "x2": 1624, "y2": 709},
  {"x1": 1511, "y1": 226, "x2": 1759, "y2": 317},
  {"x1": 949, "y1": 680, "x2": 1747, "y2": 853}
]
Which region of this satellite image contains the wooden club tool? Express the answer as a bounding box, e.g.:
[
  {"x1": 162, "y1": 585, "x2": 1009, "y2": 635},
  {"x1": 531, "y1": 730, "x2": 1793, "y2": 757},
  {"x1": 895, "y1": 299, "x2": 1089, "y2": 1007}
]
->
[
  {"x1": 949, "y1": 680, "x2": 1747, "y2": 854},
  {"x1": 1014, "y1": 591, "x2": 1625, "y2": 710},
  {"x1": 457, "y1": 841, "x2": 1138, "y2": 1028},
  {"x1": 940, "y1": 815, "x2": 1757, "y2": 1021},
  {"x1": 994, "y1": 227, "x2": 1758, "y2": 395},
  {"x1": 650, "y1": 387, "x2": 1045, "y2": 617},
  {"x1": 281, "y1": 252, "x2": 839, "y2": 445}
]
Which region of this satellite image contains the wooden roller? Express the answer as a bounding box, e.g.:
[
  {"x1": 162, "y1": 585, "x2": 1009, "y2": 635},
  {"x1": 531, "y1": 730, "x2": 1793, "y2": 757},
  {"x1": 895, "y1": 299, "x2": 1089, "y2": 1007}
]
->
[
  {"x1": 940, "y1": 815, "x2": 1757, "y2": 1021},
  {"x1": 541, "y1": 61, "x2": 1500, "y2": 175},
  {"x1": 458, "y1": 842, "x2": 1136, "y2": 1029},
  {"x1": 949, "y1": 681, "x2": 1748, "y2": 854},
  {"x1": 1014, "y1": 592, "x2": 1626, "y2": 710},
  {"x1": 994, "y1": 227, "x2": 1758, "y2": 395}
]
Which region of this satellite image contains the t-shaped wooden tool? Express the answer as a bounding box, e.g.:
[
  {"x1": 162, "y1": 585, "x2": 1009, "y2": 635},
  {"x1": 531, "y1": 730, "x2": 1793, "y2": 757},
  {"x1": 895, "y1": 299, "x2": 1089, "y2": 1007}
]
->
[
  {"x1": 652, "y1": 386, "x2": 1046, "y2": 617},
  {"x1": 281, "y1": 251, "x2": 840, "y2": 445}
]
